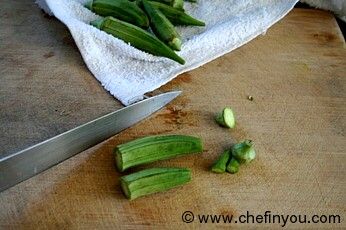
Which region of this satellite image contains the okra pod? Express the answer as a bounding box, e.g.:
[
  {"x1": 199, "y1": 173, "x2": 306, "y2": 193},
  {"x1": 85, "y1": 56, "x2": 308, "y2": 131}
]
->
[
  {"x1": 91, "y1": 17, "x2": 185, "y2": 64},
  {"x1": 85, "y1": 0, "x2": 149, "y2": 28},
  {"x1": 149, "y1": 1, "x2": 205, "y2": 26},
  {"x1": 114, "y1": 135, "x2": 203, "y2": 172},
  {"x1": 120, "y1": 167, "x2": 191, "y2": 200},
  {"x1": 142, "y1": 0, "x2": 182, "y2": 51}
]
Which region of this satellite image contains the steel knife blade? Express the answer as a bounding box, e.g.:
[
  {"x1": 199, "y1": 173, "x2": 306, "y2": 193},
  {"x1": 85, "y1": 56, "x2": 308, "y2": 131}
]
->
[{"x1": 0, "y1": 91, "x2": 181, "y2": 192}]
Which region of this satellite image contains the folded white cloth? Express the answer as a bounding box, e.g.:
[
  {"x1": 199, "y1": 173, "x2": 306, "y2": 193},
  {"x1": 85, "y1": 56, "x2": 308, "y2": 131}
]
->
[{"x1": 37, "y1": 0, "x2": 298, "y2": 105}]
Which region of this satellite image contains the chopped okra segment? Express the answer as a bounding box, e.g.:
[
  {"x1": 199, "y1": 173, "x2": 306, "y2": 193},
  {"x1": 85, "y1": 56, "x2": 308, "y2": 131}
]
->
[
  {"x1": 231, "y1": 139, "x2": 256, "y2": 164},
  {"x1": 211, "y1": 150, "x2": 231, "y2": 173},
  {"x1": 120, "y1": 167, "x2": 191, "y2": 200},
  {"x1": 226, "y1": 157, "x2": 240, "y2": 174},
  {"x1": 114, "y1": 135, "x2": 203, "y2": 172},
  {"x1": 215, "y1": 107, "x2": 236, "y2": 128}
]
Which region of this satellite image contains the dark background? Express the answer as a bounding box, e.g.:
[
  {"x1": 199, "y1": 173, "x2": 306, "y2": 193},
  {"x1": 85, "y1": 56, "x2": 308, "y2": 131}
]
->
[{"x1": 296, "y1": 2, "x2": 346, "y2": 38}]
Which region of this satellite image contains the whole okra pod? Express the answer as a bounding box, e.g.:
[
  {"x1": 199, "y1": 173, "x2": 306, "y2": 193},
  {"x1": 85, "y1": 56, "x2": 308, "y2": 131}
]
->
[
  {"x1": 85, "y1": 0, "x2": 149, "y2": 28},
  {"x1": 90, "y1": 17, "x2": 185, "y2": 64},
  {"x1": 148, "y1": 1, "x2": 205, "y2": 26}
]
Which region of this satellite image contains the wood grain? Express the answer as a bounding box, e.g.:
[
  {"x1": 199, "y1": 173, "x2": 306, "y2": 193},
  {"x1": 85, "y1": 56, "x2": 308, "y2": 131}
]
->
[
  {"x1": 0, "y1": 2, "x2": 345, "y2": 229},
  {"x1": 0, "y1": 1, "x2": 123, "y2": 157}
]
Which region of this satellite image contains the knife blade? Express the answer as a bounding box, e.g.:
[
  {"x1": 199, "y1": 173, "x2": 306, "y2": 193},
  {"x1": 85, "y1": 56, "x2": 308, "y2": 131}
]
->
[{"x1": 0, "y1": 91, "x2": 181, "y2": 192}]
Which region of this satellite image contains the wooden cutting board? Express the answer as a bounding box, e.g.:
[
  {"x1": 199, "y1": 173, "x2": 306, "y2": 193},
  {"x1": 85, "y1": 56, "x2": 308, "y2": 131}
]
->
[{"x1": 0, "y1": 1, "x2": 345, "y2": 228}]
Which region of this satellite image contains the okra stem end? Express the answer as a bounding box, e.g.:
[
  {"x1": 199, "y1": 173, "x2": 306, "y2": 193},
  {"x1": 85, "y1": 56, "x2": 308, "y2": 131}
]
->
[
  {"x1": 232, "y1": 140, "x2": 256, "y2": 164},
  {"x1": 170, "y1": 38, "x2": 182, "y2": 51},
  {"x1": 90, "y1": 18, "x2": 104, "y2": 29}
]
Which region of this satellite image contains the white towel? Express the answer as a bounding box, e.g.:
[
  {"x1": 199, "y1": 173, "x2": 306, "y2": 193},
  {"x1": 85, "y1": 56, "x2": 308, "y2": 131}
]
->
[{"x1": 36, "y1": 0, "x2": 298, "y2": 105}]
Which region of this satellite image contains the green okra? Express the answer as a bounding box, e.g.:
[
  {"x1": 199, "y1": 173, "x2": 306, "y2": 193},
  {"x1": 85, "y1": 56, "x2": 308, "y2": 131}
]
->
[
  {"x1": 142, "y1": 0, "x2": 182, "y2": 51},
  {"x1": 226, "y1": 157, "x2": 240, "y2": 174},
  {"x1": 85, "y1": 0, "x2": 149, "y2": 28},
  {"x1": 231, "y1": 140, "x2": 256, "y2": 164},
  {"x1": 121, "y1": 168, "x2": 191, "y2": 200},
  {"x1": 215, "y1": 107, "x2": 236, "y2": 128},
  {"x1": 172, "y1": 0, "x2": 184, "y2": 11},
  {"x1": 90, "y1": 17, "x2": 185, "y2": 64},
  {"x1": 211, "y1": 150, "x2": 231, "y2": 173},
  {"x1": 149, "y1": 0, "x2": 173, "y2": 5},
  {"x1": 149, "y1": 1, "x2": 205, "y2": 26},
  {"x1": 114, "y1": 135, "x2": 203, "y2": 172},
  {"x1": 149, "y1": 0, "x2": 184, "y2": 11}
]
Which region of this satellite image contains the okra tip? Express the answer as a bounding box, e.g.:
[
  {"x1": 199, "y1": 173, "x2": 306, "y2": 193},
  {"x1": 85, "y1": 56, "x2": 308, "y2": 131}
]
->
[
  {"x1": 84, "y1": 1, "x2": 93, "y2": 11},
  {"x1": 174, "y1": 54, "x2": 185, "y2": 65},
  {"x1": 196, "y1": 21, "x2": 206, "y2": 27}
]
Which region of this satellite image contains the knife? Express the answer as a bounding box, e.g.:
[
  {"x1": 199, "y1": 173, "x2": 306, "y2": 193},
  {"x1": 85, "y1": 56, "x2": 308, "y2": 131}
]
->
[{"x1": 0, "y1": 91, "x2": 181, "y2": 192}]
